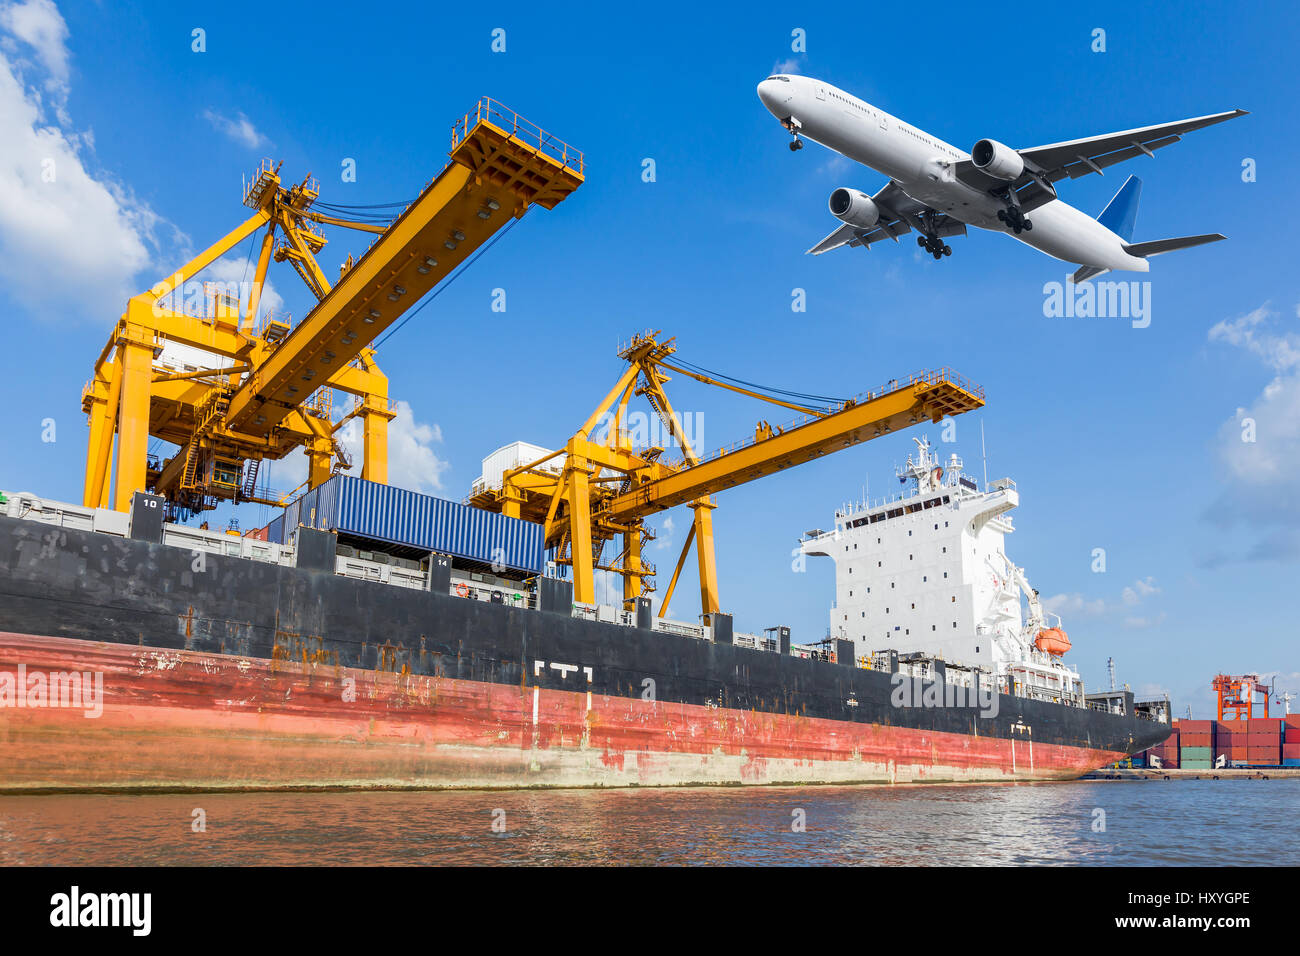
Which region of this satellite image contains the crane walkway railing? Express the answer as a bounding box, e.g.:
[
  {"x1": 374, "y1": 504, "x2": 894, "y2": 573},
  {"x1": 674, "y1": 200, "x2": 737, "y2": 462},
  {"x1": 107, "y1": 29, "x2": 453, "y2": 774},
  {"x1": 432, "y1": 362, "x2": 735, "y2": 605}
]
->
[{"x1": 451, "y1": 97, "x2": 585, "y2": 177}]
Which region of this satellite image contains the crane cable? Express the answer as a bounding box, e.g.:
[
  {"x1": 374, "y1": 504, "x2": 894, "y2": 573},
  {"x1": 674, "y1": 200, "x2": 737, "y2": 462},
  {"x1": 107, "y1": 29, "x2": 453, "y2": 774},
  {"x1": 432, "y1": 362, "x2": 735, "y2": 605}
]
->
[
  {"x1": 372, "y1": 213, "x2": 525, "y2": 351},
  {"x1": 667, "y1": 356, "x2": 848, "y2": 408}
]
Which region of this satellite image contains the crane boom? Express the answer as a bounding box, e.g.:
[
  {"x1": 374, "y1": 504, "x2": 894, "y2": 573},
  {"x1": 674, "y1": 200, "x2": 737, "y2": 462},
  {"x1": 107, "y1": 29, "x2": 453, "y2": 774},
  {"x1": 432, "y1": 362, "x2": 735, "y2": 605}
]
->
[
  {"x1": 226, "y1": 101, "x2": 582, "y2": 437},
  {"x1": 602, "y1": 369, "x2": 983, "y2": 522}
]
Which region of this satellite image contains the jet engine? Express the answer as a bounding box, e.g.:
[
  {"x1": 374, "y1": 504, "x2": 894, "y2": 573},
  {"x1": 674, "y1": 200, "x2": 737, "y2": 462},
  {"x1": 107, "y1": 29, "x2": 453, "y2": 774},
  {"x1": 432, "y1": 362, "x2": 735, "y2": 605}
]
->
[
  {"x1": 971, "y1": 139, "x2": 1025, "y2": 181},
  {"x1": 829, "y1": 188, "x2": 879, "y2": 229}
]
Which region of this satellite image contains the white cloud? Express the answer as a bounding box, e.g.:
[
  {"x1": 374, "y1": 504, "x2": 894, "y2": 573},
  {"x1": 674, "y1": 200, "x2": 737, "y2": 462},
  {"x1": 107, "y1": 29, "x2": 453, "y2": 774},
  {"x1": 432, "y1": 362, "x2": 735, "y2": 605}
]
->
[
  {"x1": 265, "y1": 400, "x2": 448, "y2": 501},
  {"x1": 771, "y1": 57, "x2": 802, "y2": 74},
  {"x1": 384, "y1": 400, "x2": 448, "y2": 492},
  {"x1": 0, "y1": 0, "x2": 69, "y2": 118},
  {"x1": 653, "y1": 515, "x2": 675, "y2": 551},
  {"x1": 201, "y1": 108, "x2": 269, "y2": 150},
  {"x1": 1042, "y1": 592, "x2": 1107, "y2": 617},
  {"x1": 1045, "y1": 576, "x2": 1160, "y2": 620},
  {"x1": 1208, "y1": 303, "x2": 1300, "y2": 373},
  {"x1": 332, "y1": 399, "x2": 447, "y2": 493},
  {"x1": 1121, "y1": 576, "x2": 1160, "y2": 606},
  {"x1": 0, "y1": 6, "x2": 170, "y2": 318},
  {"x1": 1206, "y1": 302, "x2": 1300, "y2": 563}
]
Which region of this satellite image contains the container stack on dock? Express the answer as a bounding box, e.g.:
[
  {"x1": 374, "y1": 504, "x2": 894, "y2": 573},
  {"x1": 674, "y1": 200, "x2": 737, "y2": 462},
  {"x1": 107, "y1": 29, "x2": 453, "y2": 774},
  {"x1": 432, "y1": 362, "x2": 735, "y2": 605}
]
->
[
  {"x1": 1245, "y1": 719, "x2": 1281, "y2": 768},
  {"x1": 1282, "y1": 716, "x2": 1300, "y2": 767},
  {"x1": 1147, "y1": 725, "x2": 1180, "y2": 768},
  {"x1": 1178, "y1": 719, "x2": 1215, "y2": 769},
  {"x1": 1137, "y1": 715, "x2": 1300, "y2": 769},
  {"x1": 1215, "y1": 719, "x2": 1249, "y2": 766}
]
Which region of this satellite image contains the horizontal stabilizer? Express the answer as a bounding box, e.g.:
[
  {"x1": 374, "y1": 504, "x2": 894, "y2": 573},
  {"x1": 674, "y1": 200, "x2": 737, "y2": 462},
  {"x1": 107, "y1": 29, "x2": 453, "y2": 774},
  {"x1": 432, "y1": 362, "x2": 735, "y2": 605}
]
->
[
  {"x1": 1072, "y1": 264, "x2": 1110, "y2": 283},
  {"x1": 1123, "y1": 234, "x2": 1226, "y2": 258}
]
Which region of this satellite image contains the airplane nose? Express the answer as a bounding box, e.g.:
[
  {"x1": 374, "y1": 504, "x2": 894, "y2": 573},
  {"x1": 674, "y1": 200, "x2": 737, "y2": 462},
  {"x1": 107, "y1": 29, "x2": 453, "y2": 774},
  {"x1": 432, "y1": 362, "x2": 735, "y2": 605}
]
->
[{"x1": 757, "y1": 79, "x2": 782, "y2": 113}]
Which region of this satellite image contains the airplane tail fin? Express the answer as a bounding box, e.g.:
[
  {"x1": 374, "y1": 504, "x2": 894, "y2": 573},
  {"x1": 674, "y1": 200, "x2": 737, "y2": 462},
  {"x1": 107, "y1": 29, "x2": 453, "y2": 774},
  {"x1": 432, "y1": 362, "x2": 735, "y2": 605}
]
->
[
  {"x1": 1076, "y1": 175, "x2": 1226, "y2": 280},
  {"x1": 1096, "y1": 174, "x2": 1142, "y2": 242}
]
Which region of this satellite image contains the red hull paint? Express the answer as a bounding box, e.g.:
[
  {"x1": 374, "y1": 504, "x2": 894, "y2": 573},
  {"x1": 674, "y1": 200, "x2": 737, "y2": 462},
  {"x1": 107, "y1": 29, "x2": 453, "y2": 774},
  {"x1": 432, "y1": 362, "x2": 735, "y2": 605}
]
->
[{"x1": 0, "y1": 632, "x2": 1124, "y2": 791}]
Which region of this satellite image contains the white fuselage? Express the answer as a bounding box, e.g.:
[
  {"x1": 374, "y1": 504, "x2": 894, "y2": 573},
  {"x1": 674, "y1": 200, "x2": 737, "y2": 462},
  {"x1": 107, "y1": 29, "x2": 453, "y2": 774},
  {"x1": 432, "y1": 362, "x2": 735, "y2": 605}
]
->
[{"x1": 758, "y1": 75, "x2": 1149, "y2": 272}]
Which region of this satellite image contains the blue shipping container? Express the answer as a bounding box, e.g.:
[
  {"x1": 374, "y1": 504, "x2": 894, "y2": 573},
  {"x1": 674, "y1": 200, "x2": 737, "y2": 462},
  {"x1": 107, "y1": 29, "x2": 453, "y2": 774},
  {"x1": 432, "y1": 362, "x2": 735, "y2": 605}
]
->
[
  {"x1": 266, "y1": 515, "x2": 285, "y2": 546},
  {"x1": 288, "y1": 474, "x2": 544, "y2": 574}
]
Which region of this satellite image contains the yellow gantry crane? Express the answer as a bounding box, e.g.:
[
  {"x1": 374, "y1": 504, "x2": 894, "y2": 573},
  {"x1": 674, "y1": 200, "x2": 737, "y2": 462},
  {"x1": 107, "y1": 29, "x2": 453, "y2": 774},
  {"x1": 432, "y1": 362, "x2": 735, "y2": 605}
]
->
[
  {"x1": 82, "y1": 98, "x2": 583, "y2": 516},
  {"x1": 468, "y1": 331, "x2": 986, "y2": 623}
]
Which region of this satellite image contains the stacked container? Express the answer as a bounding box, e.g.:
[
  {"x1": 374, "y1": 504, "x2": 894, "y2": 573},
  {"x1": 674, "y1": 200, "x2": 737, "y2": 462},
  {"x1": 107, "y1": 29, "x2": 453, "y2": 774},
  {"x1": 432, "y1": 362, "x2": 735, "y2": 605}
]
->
[
  {"x1": 1179, "y1": 719, "x2": 1214, "y2": 769},
  {"x1": 1247, "y1": 717, "x2": 1282, "y2": 767},
  {"x1": 1284, "y1": 716, "x2": 1300, "y2": 767},
  {"x1": 1146, "y1": 726, "x2": 1180, "y2": 768},
  {"x1": 1215, "y1": 720, "x2": 1251, "y2": 766}
]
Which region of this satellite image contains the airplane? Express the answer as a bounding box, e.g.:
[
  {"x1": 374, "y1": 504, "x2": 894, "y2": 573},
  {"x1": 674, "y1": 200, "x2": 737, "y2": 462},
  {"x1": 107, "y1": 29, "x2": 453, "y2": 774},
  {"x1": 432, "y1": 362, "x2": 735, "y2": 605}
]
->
[{"x1": 756, "y1": 73, "x2": 1247, "y2": 280}]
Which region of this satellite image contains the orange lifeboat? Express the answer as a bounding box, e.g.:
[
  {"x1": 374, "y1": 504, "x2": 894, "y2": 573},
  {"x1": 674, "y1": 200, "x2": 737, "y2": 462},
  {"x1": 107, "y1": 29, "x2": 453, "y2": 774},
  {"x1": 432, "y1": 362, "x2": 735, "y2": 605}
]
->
[{"x1": 1034, "y1": 627, "x2": 1072, "y2": 656}]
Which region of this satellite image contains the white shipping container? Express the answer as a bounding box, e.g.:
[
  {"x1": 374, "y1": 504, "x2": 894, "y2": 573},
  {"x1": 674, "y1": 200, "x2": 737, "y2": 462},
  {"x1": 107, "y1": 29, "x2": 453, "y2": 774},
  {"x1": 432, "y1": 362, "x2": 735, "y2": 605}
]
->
[{"x1": 476, "y1": 441, "x2": 564, "y2": 493}]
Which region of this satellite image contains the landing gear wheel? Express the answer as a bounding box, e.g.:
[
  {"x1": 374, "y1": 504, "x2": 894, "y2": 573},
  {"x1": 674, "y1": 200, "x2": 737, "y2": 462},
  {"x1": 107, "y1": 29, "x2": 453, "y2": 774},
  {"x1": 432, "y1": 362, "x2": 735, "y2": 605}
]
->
[
  {"x1": 788, "y1": 136, "x2": 803, "y2": 152},
  {"x1": 942, "y1": 244, "x2": 951, "y2": 256},
  {"x1": 1022, "y1": 219, "x2": 1033, "y2": 232},
  {"x1": 917, "y1": 236, "x2": 927, "y2": 248}
]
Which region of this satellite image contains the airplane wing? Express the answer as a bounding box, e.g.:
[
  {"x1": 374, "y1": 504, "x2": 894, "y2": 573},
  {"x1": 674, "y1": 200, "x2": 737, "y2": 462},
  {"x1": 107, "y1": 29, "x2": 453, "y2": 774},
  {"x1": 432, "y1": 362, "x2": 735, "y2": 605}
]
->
[
  {"x1": 807, "y1": 181, "x2": 966, "y2": 255},
  {"x1": 954, "y1": 109, "x2": 1248, "y2": 200}
]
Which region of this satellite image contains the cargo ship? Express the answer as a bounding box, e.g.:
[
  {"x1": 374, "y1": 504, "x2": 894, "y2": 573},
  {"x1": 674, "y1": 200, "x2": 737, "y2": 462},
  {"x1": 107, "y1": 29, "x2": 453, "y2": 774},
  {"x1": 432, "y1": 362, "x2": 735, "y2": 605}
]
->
[
  {"x1": 0, "y1": 97, "x2": 1166, "y2": 792},
  {"x1": 0, "y1": 436, "x2": 1168, "y2": 791}
]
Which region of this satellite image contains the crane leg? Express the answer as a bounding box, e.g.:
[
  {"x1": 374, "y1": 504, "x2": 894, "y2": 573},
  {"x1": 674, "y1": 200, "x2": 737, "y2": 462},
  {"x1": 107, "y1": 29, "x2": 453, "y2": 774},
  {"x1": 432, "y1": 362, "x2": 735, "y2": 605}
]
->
[
  {"x1": 567, "y1": 461, "x2": 594, "y2": 605},
  {"x1": 84, "y1": 366, "x2": 119, "y2": 508},
  {"x1": 360, "y1": 402, "x2": 389, "y2": 484},
  {"x1": 111, "y1": 322, "x2": 154, "y2": 512},
  {"x1": 307, "y1": 436, "x2": 333, "y2": 489},
  {"x1": 622, "y1": 523, "x2": 642, "y2": 609},
  {"x1": 658, "y1": 523, "x2": 696, "y2": 619},
  {"x1": 692, "y1": 497, "x2": 720, "y2": 618}
]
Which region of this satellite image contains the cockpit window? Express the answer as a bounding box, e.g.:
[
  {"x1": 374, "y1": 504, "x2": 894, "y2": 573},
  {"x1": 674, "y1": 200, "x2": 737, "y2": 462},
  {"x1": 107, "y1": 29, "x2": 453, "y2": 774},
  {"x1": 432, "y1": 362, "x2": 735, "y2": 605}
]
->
[{"x1": 765, "y1": 75, "x2": 791, "y2": 82}]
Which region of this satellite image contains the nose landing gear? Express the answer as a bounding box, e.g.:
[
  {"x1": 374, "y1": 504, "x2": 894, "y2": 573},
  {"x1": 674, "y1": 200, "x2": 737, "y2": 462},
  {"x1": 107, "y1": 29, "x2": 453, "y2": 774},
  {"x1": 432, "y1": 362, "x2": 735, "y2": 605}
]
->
[{"x1": 788, "y1": 134, "x2": 804, "y2": 152}]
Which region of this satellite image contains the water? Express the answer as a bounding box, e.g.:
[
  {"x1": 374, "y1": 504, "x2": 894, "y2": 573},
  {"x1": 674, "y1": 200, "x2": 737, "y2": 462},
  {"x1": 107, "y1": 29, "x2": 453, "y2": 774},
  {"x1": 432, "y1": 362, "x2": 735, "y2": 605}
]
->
[{"x1": 2, "y1": 779, "x2": 1295, "y2": 866}]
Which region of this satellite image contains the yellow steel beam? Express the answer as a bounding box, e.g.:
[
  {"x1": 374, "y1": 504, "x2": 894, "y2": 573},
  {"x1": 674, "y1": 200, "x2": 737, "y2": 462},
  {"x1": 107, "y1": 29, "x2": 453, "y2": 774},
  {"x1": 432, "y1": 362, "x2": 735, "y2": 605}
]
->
[
  {"x1": 658, "y1": 521, "x2": 697, "y2": 619},
  {"x1": 691, "y1": 498, "x2": 720, "y2": 617},
  {"x1": 622, "y1": 521, "x2": 643, "y2": 607},
  {"x1": 244, "y1": 224, "x2": 277, "y2": 329},
  {"x1": 603, "y1": 372, "x2": 984, "y2": 523},
  {"x1": 83, "y1": 362, "x2": 120, "y2": 508},
  {"x1": 360, "y1": 396, "x2": 394, "y2": 483},
  {"x1": 225, "y1": 112, "x2": 582, "y2": 439},
  {"x1": 138, "y1": 210, "x2": 271, "y2": 307},
  {"x1": 111, "y1": 317, "x2": 156, "y2": 511},
  {"x1": 566, "y1": 451, "x2": 594, "y2": 604}
]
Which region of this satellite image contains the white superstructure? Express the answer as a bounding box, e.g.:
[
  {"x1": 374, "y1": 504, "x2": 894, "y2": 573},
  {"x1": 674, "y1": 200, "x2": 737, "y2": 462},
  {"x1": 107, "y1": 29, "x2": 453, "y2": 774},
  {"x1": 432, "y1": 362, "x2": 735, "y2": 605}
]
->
[{"x1": 800, "y1": 437, "x2": 1082, "y2": 703}]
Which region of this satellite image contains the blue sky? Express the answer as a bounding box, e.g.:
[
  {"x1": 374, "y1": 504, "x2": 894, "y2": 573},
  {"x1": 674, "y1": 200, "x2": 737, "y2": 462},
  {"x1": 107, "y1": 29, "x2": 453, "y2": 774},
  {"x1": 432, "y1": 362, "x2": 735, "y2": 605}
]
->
[{"x1": 1, "y1": 0, "x2": 1296, "y2": 717}]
